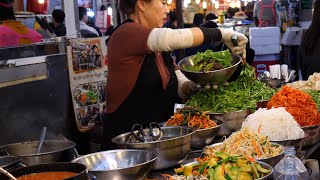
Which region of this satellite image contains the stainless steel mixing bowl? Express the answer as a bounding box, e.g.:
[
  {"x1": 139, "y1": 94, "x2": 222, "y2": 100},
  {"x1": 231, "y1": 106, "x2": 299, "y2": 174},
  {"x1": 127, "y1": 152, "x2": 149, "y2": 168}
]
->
[
  {"x1": 270, "y1": 135, "x2": 307, "y2": 153},
  {"x1": 190, "y1": 120, "x2": 223, "y2": 149},
  {"x1": 209, "y1": 109, "x2": 252, "y2": 136},
  {"x1": 178, "y1": 53, "x2": 241, "y2": 86},
  {"x1": 206, "y1": 142, "x2": 285, "y2": 167},
  {"x1": 301, "y1": 124, "x2": 320, "y2": 147},
  {"x1": 112, "y1": 126, "x2": 194, "y2": 170},
  {"x1": 72, "y1": 149, "x2": 157, "y2": 180}
]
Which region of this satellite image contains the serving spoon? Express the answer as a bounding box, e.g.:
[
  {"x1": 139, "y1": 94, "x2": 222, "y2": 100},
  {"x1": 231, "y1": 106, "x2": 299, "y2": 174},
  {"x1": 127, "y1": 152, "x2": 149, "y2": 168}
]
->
[{"x1": 0, "y1": 166, "x2": 17, "y2": 180}]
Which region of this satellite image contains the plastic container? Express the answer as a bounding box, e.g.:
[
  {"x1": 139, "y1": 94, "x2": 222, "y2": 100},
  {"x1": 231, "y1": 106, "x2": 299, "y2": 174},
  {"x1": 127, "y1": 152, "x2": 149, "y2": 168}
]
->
[{"x1": 274, "y1": 146, "x2": 309, "y2": 180}]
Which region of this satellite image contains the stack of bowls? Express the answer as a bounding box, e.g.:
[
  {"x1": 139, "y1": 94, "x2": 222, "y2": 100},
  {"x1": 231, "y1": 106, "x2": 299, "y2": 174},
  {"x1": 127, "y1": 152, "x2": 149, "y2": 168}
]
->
[
  {"x1": 72, "y1": 150, "x2": 157, "y2": 180},
  {"x1": 112, "y1": 126, "x2": 194, "y2": 170}
]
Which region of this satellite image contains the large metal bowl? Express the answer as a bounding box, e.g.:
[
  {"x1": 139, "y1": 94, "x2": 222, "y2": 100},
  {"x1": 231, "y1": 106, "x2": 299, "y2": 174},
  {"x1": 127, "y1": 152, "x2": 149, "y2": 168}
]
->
[
  {"x1": 72, "y1": 149, "x2": 157, "y2": 180},
  {"x1": 270, "y1": 135, "x2": 307, "y2": 153},
  {"x1": 301, "y1": 124, "x2": 320, "y2": 147},
  {"x1": 206, "y1": 142, "x2": 285, "y2": 167},
  {"x1": 178, "y1": 53, "x2": 241, "y2": 86},
  {"x1": 0, "y1": 140, "x2": 76, "y2": 166},
  {"x1": 182, "y1": 160, "x2": 273, "y2": 180},
  {"x1": 112, "y1": 126, "x2": 194, "y2": 170},
  {"x1": 190, "y1": 120, "x2": 223, "y2": 149},
  {"x1": 209, "y1": 109, "x2": 252, "y2": 136}
]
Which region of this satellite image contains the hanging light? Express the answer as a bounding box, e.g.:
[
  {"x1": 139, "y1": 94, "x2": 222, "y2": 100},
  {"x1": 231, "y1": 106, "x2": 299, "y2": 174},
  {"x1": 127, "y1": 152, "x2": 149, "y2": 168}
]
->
[
  {"x1": 248, "y1": 0, "x2": 252, "y2": 2},
  {"x1": 196, "y1": 0, "x2": 201, "y2": 4},
  {"x1": 211, "y1": 0, "x2": 216, "y2": 3},
  {"x1": 202, "y1": 1, "x2": 207, "y2": 9},
  {"x1": 227, "y1": 0, "x2": 231, "y2": 2},
  {"x1": 214, "y1": 1, "x2": 219, "y2": 9},
  {"x1": 230, "y1": 1, "x2": 235, "y2": 8},
  {"x1": 236, "y1": 0, "x2": 241, "y2": 7},
  {"x1": 244, "y1": 0, "x2": 248, "y2": 5},
  {"x1": 167, "y1": 0, "x2": 173, "y2": 4},
  {"x1": 107, "y1": 6, "x2": 112, "y2": 16},
  {"x1": 38, "y1": 0, "x2": 44, "y2": 4},
  {"x1": 188, "y1": 0, "x2": 191, "y2": 4}
]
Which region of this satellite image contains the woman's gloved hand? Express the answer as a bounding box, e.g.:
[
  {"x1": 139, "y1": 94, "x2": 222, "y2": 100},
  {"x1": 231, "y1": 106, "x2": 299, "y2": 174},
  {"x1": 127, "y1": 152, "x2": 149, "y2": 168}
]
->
[{"x1": 219, "y1": 28, "x2": 248, "y2": 59}]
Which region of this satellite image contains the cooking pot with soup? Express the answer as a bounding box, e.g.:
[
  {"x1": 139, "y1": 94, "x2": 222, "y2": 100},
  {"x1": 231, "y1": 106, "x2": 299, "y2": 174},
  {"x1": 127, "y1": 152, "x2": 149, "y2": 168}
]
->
[{"x1": 0, "y1": 162, "x2": 88, "y2": 180}]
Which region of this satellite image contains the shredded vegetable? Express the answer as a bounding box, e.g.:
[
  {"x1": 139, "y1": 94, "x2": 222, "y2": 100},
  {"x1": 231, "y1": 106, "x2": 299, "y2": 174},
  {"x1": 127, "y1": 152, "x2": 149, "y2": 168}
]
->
[
  {"x1": 165, "y1": 107, "x2": 217, "y2": 130},
  {"x1": 242, "y1": 107, "x2": 305, "y2": 141},
  {"x1": 204, "y1": 128, "x2": 282, "y2": 159},
  {"x1": 267, "y1": 86, "x2": 320, "y2": 126}
]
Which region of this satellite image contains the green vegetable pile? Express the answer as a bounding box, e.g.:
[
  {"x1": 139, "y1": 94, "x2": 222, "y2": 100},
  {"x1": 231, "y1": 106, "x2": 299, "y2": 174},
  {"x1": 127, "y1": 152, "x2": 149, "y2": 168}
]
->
[
  {"x1": 306, "y1": 90, "x2": 320, "y2": 109},
  {"x1": 186, "y1": 64, "x2": 276, "y2": 113},
  {"x1": 174, "y1": 152, "x2": 270, "y2": 180},
  {"x1": 185, "y1": 50, "x2": 233, "y2": 72}
]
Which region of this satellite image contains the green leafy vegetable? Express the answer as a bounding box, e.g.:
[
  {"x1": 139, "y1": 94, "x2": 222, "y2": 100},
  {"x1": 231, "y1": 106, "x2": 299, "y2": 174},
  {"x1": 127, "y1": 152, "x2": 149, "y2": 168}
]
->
[
  {"x1": 185, "y1": 50, "x2": 233, "y2": 72},
  {"x1": 306, "y1": 90, "x2": 320, "y2": 109},
  {"x1": 186, "y1": 64, "x2": 276, "y2": 113}
]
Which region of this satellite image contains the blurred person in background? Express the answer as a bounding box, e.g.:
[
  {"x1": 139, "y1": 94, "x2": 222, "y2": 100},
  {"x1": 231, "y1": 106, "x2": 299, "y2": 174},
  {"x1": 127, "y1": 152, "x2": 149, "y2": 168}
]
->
[
  {"x1": 0, "y1": 0, "x2": 42, "y2": 47},
  {"x1": 79, "y1": 7, "x2": 100, "y2": 37},
  {"x1": 299, "y1": 0, "x2": 320, "y2": 80},
  {"x1": 49, "y1": 9, "x2": 66, "y2": 37},
  {"x1": 193, "y1": 13, "x2": 204, "y2": 27},
  {"x1": 102, "y1": 0, "x2": 247, "y2": 149},
  {"x1": 245, "y1": 2, "x2": 255, "y2": 20},
  {"x1": 226, "y1": 7, "x2": 236, "y2": 18},
  {"x1": 163, "y1": 11, "x2": 177, "y2": 29},
  {"x1": 235, "y1": 6, "x2": 247, "y2": 17},
  {"x1": 201, "y1": 13, "x2": 218, "y2": 28},
  {"x1": 253, "y1": 0, "x2": 277, "y2": 27}
]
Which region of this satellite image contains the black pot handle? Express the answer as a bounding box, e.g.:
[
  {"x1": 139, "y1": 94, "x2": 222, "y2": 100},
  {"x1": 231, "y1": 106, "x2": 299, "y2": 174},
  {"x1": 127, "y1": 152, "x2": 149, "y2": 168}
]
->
[{"x1": 131, "y1": 124, "x2": 145, "y2": 142}]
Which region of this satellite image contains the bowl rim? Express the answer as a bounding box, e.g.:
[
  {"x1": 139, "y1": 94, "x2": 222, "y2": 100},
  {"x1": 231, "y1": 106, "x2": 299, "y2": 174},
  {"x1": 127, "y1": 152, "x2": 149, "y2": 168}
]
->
[
  {"x1": 181, "y1": 159, "x2": 273, "y2": 179},
  {"x1": 72, "y1": 149, "x2": 158, "y2": 172},
  {"x1": 111, "y1": 126, "x2": 195, "y2": 146},
  {"x1": 301, "y1": 124, "x2": 320, "y2": 129},
  {"x1": 178, "y1": 53, "x2": 242, "y2": 74},
  {"x1": 204, "y1": 142, "x2": 285, "y2": 160},
  {"x1": 206, "y1": 109, "x2": 252, "y2": 115},
  {"x1": 161, "y1": 119, "x2": 223, "y2": 132},
  {"x1": 0, "y1": 140, "x2": 76, "y2": 157},
  {"x1": 269, "y1": 134, "x2": 308, "y2": 142}
]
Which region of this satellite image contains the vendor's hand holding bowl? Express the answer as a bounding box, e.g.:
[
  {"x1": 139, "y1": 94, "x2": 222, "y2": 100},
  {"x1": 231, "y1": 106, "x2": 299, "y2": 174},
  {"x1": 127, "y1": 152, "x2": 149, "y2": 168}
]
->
[{"x1": 219, "y1": 28, "x2": 248, "y2": 60}]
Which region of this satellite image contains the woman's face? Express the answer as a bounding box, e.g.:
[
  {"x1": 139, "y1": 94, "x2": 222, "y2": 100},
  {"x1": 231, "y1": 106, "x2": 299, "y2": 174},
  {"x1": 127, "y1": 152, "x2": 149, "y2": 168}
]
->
[{"x1": 143, "y1": 0, "x2": 169, "y2": 28}]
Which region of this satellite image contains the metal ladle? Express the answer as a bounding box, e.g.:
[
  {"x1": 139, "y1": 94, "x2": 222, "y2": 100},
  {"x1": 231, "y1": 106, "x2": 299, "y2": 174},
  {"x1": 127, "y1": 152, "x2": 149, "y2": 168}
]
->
[
  {"x1": 37, "y1": 127, "x2": 47, "y2": 154},
  {"x1": 0, "y1": 166, "x2": 17, "y2": 180}
]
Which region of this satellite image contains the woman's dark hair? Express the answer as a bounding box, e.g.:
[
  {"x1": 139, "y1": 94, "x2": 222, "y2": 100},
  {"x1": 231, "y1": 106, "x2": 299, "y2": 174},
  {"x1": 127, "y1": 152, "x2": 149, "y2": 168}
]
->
[
  {"x1": 234, "y1": 7, "x2": 240, "y2": 13},
  {"x1": 78, "y1": 7, "x2": 87, "y2": 21},
  {"x1": 0, "y1": 0, "x2": 15, "y2": 21},
  {"x1": 52, "y1": 9, "x2": 65, "y2": 23},
  {"x1": 193, "y1": 13, "x2": 204, "y2": 27},
  {"x1": 168, "y1": 11, "x2": 177, "y2": 22},
  {"x1": 227, "y1": 7, "x2": 235, "y2": 17},
  {"x1": 119, "y1": 0, "x2": 152, "y2": 15},
  {"x1": 241, "y1": 6, "x2": 246, "y2": 11},
  {"x1": 302, "y1": 0, "x2": 320, "y2": 49}
]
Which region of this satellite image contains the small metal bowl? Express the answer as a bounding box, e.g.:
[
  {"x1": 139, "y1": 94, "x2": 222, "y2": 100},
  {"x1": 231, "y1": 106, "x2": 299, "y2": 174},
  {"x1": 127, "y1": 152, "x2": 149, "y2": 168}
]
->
[
  {"x1": 112, "y1": 126, "x2": 194, "y2": 170},
  {"x1": 72, "y1": 149, "x2": 157, "y2": 180},
  {"x1": 205, "y1": 142, "x2": 285, "y2": 167},
  {"x1": 302, "y1": 124, "x2": 320, "y2": 147},
  {"x1": 178, "y1": 53, "x2": 241, "y2": 86},
  {"x1": 270, "y1": 135, "x2": 307, "y2": 153},
  {"x1": 190, "y1": 120, "x2": 223, "y2": 149},
  {"x1": 209, "y1": 109, "x2": 252, "y2": 136},
  {"x1": 260, "y1": 78, "x2": 282, "y2": 89},
  {"x1": 182, "y1": 160, "x2": 273, "y2": 180}
]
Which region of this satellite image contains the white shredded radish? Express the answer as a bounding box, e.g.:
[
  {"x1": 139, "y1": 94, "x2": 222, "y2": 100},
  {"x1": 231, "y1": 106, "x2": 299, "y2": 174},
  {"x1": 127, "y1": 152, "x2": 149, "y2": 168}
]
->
[{"x1": 241, "y1": 107, "x2": 305, "y2": 141}]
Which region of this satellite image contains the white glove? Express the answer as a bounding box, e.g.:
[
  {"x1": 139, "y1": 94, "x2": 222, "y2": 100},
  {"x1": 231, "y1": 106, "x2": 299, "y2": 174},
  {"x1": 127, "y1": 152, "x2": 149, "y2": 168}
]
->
[{"x1": 219, "y1": 28, "x2": 248, "y2": 60}]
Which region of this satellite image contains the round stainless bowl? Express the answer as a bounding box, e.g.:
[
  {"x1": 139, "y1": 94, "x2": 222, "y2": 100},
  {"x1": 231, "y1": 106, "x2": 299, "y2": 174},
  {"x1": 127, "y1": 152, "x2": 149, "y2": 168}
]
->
[
  {"x1": 301, "y1": 124, "x2": 320, "y2": 147},
  {"x1": 270, "y1": 135, "x2": 307, "y2": 153},
  {"x1": 112, "y1": 126, "x2": 194, "y2": 170},
  {"x1": 206, "y1": 142, "x2": 285, "y2": 167},
  {"x1": 190, "y1": 120, "x2": 223, "y2": 149},
  {"x1": 182, "y1": 160, "x2": 273, "y2": 180},
  {"x1": 178, "y1": 53, "x2": 241, "y2": 86},
  {"x1": 0, "y1": 140, "x2": 76, "y2": 166},
  {"x1": 209, "y1": 109, "x2": 252, "y2": 136},
  {"x1": 72, "y1": 149, "x2": 157, "y2": 180}
]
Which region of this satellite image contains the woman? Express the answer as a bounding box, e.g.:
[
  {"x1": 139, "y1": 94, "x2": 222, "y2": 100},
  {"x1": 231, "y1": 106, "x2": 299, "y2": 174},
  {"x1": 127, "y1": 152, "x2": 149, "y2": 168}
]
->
[
  {"x1": 103, "y1": 0, "x2": 247, "y2": 149},
  {"x1": 0, "y1": 0, "x2": 42, "y2": 47},
  {"x1": 299, "y1": 0, "x2": 320, "y2": 80}
]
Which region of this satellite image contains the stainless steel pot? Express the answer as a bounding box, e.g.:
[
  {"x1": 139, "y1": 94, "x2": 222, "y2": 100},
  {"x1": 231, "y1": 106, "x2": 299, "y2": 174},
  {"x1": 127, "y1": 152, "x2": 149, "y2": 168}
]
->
[
  {"x1": 0, "y1": 140, "x2": 76, "y2": 166},
  {"x1": 302, "y1": 124, "x2": 320, "y2": 147},
  {"x1": 72, "y1": 149, "x2": 157, "y2": 180},
  {"x1": 112, "y1": 126, "x2": 194, "y2": 170},
  {"x1": 0, "y1": 156, "x2": 22, "y2": 170}
]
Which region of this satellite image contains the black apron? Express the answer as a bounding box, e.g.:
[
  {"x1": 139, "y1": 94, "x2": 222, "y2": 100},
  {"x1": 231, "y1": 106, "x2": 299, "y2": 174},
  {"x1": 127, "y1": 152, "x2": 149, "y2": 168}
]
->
[
  {"x1": 299, "y1": 46, "x2": 320, "y2": 80},
  {"x1": 102, "y1": 52, "x2": 178, "y2": 150}
]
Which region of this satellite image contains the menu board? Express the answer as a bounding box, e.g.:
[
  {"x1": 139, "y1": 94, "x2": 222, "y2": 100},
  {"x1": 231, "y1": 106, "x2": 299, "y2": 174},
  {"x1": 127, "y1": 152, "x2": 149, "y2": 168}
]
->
[{"x1": 67, "y1": 37, "x2": 108, "y2": 133}]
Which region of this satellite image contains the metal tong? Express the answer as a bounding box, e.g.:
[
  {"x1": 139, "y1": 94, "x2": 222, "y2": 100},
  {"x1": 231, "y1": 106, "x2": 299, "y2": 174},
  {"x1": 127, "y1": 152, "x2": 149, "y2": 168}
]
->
[{"x1": 130, "y1": 122, "x2": 162, "y2": 143}]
